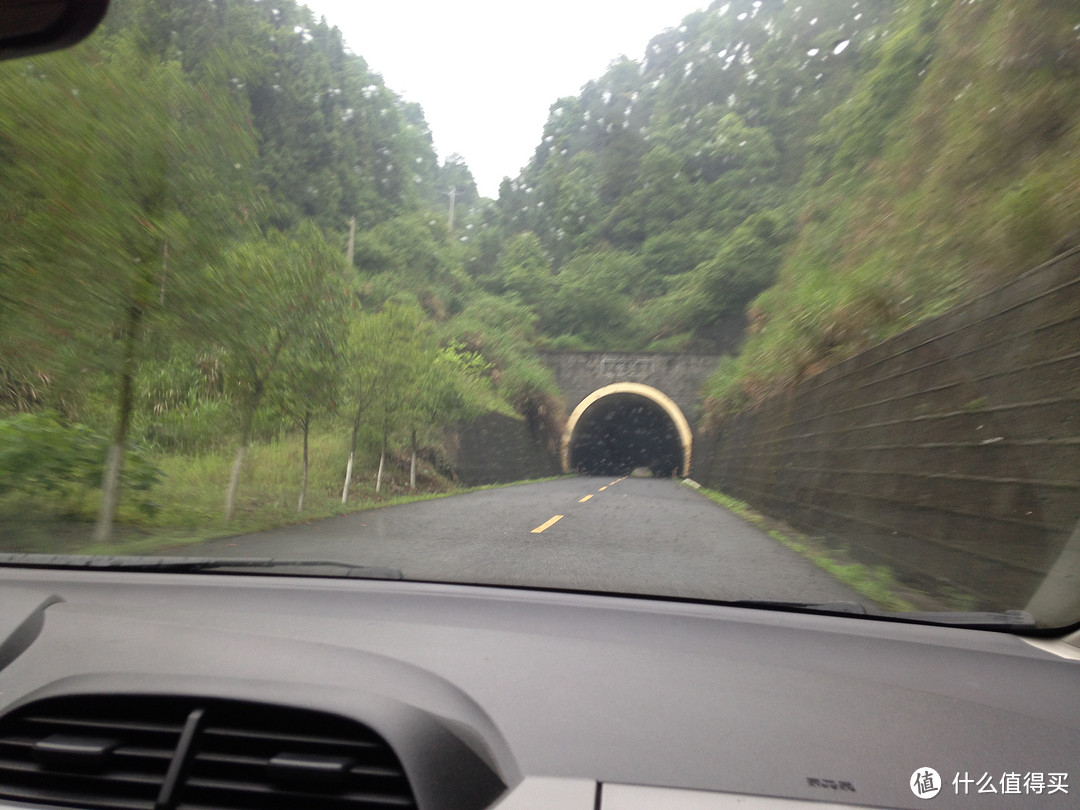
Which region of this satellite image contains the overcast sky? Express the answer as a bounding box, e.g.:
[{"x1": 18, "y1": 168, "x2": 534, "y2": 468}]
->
[{"x1": 298, "y1": 0, "x2": 710, "y2": 197}]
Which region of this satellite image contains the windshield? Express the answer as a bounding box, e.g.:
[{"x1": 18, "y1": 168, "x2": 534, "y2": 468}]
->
[{"x1": 1, "y1": 0, "x2": 1078, "y2": 630}]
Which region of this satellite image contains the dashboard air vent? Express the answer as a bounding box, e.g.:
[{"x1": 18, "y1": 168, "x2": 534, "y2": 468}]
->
[
  {"x1": 0, "y1": 696, "x2": 416, "y2": 810},
  {"x1": 177, "y1": 701, "x2": 415, "y2": 810},
  {"x1": 0, "y1": 694, "x2": 187, "y2": 809}
]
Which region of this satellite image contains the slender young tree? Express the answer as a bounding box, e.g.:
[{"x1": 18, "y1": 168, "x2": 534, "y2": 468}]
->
[
  {"x1": 0, "y1": 38, "x2": 258, "y2": 540},
  {"x1": 338, "y1": 303, "x2": 419, "y2": 501},
  {"x1": 192, "y1": 223, "x2": 344, "y2": 521},
  {"x1": 269, "y1": 287, "x2": 346, "y2": 512}
]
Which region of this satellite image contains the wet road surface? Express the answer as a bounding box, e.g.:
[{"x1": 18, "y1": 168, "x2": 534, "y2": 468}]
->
[{"x1": 173, "y1": 477, "x2": 865, "y2": 604}]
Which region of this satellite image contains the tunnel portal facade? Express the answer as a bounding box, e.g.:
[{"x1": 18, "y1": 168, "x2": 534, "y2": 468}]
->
[
  {"x1": 455, "y1": 352, "x2": 722, "y2": 484},
  {"x1": 543, "y1": 351, "x2": 721, "y2": 479},
  {"x1": 561, "y1": 383, "x2": 694, "y2": 478}
]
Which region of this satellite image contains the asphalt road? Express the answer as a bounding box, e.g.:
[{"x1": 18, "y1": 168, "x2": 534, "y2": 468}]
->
[{"x1": 177, "y1": 477, "x2": 865, "y2": 604}]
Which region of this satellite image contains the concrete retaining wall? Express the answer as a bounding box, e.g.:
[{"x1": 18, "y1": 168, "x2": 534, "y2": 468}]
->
[
  {"x1": 693, "y1": 249, "x2": 1080, "y2": 609},
  {"x1": 451, "y1": 412, "x2": 561, "y2": 486}
]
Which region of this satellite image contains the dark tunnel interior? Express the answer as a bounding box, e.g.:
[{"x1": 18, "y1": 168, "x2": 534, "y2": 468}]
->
[{"x1": 568, "y1": 393, "x2": 683, "y2": 477}]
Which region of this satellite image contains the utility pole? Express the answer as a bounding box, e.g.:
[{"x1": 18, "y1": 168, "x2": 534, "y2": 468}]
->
[{"x1": 445, "y1": 186, "x2": 457, "y2": 233}]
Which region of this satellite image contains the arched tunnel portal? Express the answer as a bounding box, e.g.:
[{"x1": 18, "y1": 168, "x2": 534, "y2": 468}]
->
[{"x1": 561, "y1": 383, "x2": 693, "y2": 478}]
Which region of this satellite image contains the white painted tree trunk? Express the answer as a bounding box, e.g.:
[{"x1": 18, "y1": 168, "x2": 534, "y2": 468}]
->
[
  {"x1": 92, "y1": 443, "x2": 124, "y2": 542},
  {"x1": 225, "y1": 444, "x2": 246, "y2": 522},
  {"x1": 409, "y1": 427, "x2": 417, "y2": 490},
  {"x1": 298, "y1": 414, "x2": 309, "y2": 512},
  {"x1": 94, "y1": 298, "x2": 142, "y2": 543},
  {"x1": 375, "y1": 427, "x2": 388, "y2": 493},
  {"x1": 341, "y1": 451, "x2": 354, "y2": 503},
  {"x1": 341, "y1": 409, "x2": 361, "y2": 504}
]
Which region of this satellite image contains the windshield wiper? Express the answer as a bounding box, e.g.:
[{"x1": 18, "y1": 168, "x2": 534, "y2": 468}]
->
[
  {"x1": 0, "y1": 554, "x2": 403, "y2": 580},
  {"x1": 719, "y1": 598, "x2": 1036, "y2": 630},
  {"x1": 888, "y1": 609, "x2": 1036, "y2": 629},
  {"x1": 720, "y1": 599, "x2": 869, "y2": 615}
]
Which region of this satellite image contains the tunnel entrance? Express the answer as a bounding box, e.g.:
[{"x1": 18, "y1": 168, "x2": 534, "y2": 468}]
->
[{"x1": 561, "y1": 383, "x2": 692, "y2": 478}]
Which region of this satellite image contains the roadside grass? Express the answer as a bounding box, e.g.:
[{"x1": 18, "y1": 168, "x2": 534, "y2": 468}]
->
[
  {"x1": 691, "y1": 485, "x2": 917, "y2": 612},
  {"x1": 1, "y1": 428, "x2": 567, "y2": 557}
]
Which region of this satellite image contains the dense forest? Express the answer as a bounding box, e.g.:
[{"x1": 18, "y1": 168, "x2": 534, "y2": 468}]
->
[{"x1": 1, "y1": 0, "x2": 1078, "y2": 540}]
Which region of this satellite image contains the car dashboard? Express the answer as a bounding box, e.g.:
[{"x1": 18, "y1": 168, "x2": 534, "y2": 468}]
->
[{"x1": 0, "y1": 567, "x2": 1077, "y2": 810}]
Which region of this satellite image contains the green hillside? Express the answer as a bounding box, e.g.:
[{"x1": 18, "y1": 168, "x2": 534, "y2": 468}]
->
[{"x1": 702, "y1": 0, "x2": 1080, "y2": 417}]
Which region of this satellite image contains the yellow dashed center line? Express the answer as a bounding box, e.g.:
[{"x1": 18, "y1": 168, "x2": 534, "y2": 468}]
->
[
  {"x1": 598, "y1": 486, "x2": 608, "y2": 492},
  {"x1": 579, "y1": 494, "x2": 594, "y2": 503},
  {"x1": 531, "y1": 515, "x2": 564, "y2": 534}
]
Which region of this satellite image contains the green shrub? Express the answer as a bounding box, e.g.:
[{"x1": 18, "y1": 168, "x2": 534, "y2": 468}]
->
[{"x1": 0, "y1": 411, "x2": 161, "y2": 501}]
